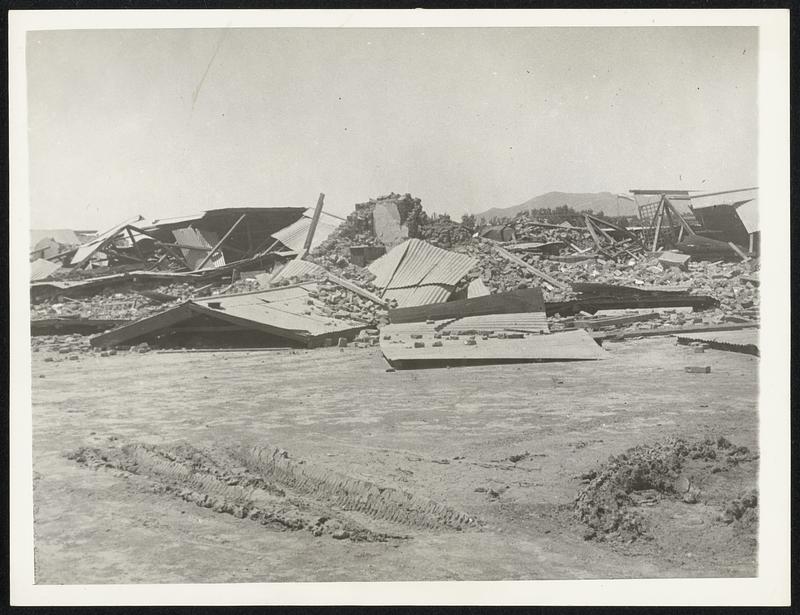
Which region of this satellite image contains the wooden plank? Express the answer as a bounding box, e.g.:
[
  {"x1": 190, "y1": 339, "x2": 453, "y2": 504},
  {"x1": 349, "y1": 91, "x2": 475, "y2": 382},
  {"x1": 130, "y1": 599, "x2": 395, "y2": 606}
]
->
[
  {"x1": 584, "y1": 216, "x2": 605, "y2": 250},
  {"x1": 728, "y1": 241, "x2": 750, "y2": 262},
  {"x1": 389, "y1": 288, "x2": 545, "y2": 324},
  {"x1": 125, "y1": 226, "x2": 147, "y2": 262},
  {"x1": 484, "y1": 239, "x2": 569, "y2": 290},
  {"x1": 651, "y1": 199, "x2": 665, "y2": 252},
  {"x1": 326, "y1": 272, "x2": 388, "y2": 306},
  {"x1": 301, "y1": 193, "x2": 325, "y2": 257},
  {"x1": 195, "y1": 213, "x2": 247, "y2": 270}
]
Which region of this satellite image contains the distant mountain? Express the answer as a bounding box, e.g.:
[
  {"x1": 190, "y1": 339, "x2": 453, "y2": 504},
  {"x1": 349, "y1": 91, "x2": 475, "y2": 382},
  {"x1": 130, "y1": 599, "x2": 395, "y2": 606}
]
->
[{"x1": 475, "y1": 191, "x2": 639, "y2": 221}]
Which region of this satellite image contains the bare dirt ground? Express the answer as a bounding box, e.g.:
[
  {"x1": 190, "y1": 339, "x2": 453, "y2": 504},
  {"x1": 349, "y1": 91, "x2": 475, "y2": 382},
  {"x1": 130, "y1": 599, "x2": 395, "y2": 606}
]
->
[{"x1": 30, "y1": 336, "x2": 758, "y2": 583}]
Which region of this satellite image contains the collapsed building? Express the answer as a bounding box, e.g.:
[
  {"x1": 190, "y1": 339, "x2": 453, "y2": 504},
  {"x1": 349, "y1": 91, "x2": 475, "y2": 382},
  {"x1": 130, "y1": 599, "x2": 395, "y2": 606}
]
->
[{"x1": 30, "y1": 187, "x2": 760, "y2": 368}]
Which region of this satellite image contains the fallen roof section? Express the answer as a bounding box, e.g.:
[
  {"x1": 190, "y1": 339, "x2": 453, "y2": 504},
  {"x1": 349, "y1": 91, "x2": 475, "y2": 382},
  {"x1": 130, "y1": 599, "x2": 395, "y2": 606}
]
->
[
  {"x1": 675, "y1": 329, "x2": 759, "y2": 356},
  {"x1": 380, "y1": 327, "x2": 606, "y2": 369},
  {"x1": 70, "y1": 215, "x2": 145, "y2": 267},
  {"x1": 388, "y1": 287, "x2": 545, "y2": 324},
  {"x1": 90, "y1": 283, "x2": 367, "y2": 349}
]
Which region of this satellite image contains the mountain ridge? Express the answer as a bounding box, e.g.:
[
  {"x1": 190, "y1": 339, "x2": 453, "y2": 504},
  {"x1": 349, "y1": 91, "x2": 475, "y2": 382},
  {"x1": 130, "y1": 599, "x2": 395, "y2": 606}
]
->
[{"x1": 475, "y1": 191, "x2": 638, "y2": 221}]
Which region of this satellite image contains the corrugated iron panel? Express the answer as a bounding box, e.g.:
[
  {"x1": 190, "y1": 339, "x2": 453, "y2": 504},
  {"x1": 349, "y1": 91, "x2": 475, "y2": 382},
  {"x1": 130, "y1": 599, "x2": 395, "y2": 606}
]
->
[
  {"x1": 271, "y1": 258, "x2": 327, "y2": 282},
  {"x1": 383, "y1": 238, "x2": 477, "y2": 289},
  {"x1": 30, "y1": 258, "x2": 62, "y2": 281},
  {"x1": 367, "y1": 238, "x2": 477, "y2": 307},
  {"x1": 736, "y1": 198, "x2": 758, "y2": 234},
  {"x1": 467, "y1": 278, "x2": 490, "y2": 298},
  {"x1": 367, "y1": 241, "x2": 410, "y2": 288},
  {"x1": 382, "y1": 284, "x2": 454, "y2": 308},
  {"x1": 380, "y1": 328, "x2": 606, "y2": 365},
  {"x1": 270, "y1": 212, "x2": 339, "y2": 253},
  {"x1": 172, "y1": 227, "x2": 226, "y2": 269},
  {"x1": 446, "y1": 312, "x2": 549, "y2": 334}
]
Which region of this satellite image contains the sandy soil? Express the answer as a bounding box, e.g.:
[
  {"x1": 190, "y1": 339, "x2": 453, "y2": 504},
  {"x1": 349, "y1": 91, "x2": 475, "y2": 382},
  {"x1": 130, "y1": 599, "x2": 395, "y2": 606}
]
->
[{"x1": 30, "y1": 336, "x2": 758, "y2": 583}]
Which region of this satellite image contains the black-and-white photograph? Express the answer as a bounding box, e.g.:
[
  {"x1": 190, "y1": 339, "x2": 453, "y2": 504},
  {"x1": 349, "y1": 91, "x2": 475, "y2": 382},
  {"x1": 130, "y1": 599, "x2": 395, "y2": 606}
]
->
[{"x1": 9, "y1": 9, "x2": 790, "y2": 607}]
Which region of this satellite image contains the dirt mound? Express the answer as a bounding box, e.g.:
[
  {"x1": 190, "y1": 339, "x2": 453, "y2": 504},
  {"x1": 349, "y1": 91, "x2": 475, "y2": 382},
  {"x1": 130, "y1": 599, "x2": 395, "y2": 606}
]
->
[
  {"x1": 66, "y1": 440, "x2": 479, "y2": 542},
  {"x1": 574, "y1": 436, "x2": 758, "y2": 543}
]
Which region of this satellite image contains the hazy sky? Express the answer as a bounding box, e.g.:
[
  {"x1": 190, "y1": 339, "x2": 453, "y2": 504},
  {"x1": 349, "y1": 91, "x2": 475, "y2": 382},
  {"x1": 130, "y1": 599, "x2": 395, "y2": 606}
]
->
[{"x1": 26, "y1": 27, "x2": 758, "y2": 229}]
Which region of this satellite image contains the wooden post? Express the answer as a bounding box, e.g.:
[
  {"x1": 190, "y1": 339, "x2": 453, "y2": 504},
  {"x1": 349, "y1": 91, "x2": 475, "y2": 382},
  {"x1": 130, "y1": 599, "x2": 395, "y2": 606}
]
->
[
  {"x1": 728, "y1": 242, "x2": 750, "y2": 262},
  {"x1": 195, "y1": 213, "x2": 247, "y2": 270},
  {"x1": 584, "y1": 216, "x2": 604, "y2": 250},
  {"x1": 749, "y1": 233, "x2": 754, "y2": 254},
  {"x1": 301, "y1": 193, "x2": 326, "y2": 258},
  {"x1": 651, "y1": 198, "x2": 665, "y2": 252},
  {"x1": 125, "y1": 226, "x2": 147, "y2": 263}
]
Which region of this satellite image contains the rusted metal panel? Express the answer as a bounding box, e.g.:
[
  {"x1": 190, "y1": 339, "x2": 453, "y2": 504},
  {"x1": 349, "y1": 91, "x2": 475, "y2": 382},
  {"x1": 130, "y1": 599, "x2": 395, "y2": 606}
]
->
[
  {"x1": 380, "y1": 328, "x2": 605, "y2": 369},
  {"x1": 30, "y1": 258, "x2": 61, "y2": 281}
]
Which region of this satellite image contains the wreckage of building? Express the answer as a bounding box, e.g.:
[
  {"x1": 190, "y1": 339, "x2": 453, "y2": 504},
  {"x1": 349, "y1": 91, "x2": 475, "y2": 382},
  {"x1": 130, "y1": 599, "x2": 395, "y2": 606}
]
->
[{"x1": 29, "y1": 187, "x2": 760, "y2": 369}]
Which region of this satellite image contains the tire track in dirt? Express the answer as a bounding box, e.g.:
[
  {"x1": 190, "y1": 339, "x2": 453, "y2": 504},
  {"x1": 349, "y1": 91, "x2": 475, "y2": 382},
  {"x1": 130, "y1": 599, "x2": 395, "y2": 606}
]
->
[{"x1": 66, "y1": 440, "x2": 480, "y2": 542}]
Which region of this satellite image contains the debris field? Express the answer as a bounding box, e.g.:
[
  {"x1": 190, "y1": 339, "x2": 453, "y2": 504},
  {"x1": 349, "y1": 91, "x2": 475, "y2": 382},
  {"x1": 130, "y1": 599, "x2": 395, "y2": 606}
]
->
[{"x1": 29, "y1": 188, "x2": 759, "y2": 582}]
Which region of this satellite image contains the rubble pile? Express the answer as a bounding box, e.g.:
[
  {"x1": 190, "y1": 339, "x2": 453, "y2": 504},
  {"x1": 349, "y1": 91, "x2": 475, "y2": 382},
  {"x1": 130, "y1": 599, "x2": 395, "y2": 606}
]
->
[
  {"x1": 309, "y1": 281, "x2": 388, "y2": 324},
  {"x1": 509, "y1": 217, "x2": 595, "y2": 251},
  {"x1": 312, "y1": 193, "x2": 426, "y2": 261},
  {"x1": 574, "y1": 436, "x2": 758, "y2": 542}
]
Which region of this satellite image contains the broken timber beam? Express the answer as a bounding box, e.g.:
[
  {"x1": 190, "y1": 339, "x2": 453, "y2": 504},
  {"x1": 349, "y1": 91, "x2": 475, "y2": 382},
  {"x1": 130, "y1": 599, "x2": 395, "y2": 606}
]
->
[
  {"x1": 728, "y1": 241, "x2": 751, "y2": 262},
  {"x1": 483, "y1": 239, "x2": 569, "y2": 291},
  {"x1": 301, "y1": 193, "x2": 325, "y2": 258},
  {"x1": 325, "y1": 272, "x2": 388, "y2": 306},
  {"x1": 195, "y1": 213, "x2": 247, "y2": 270}
]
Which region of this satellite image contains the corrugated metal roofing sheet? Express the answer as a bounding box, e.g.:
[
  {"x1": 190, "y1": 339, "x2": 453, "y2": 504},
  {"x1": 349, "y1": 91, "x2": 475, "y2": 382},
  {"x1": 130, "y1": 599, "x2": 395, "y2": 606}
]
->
[
  {"x1": 367, "y1": 238, "x2": 477, "y2": 307},
  {"x1": 271, "y1": 212, "x2": 340, "y2": 253},
  {"x1": 467, "y1": 278, "x2": 490, "y2": 298},
  {"x1": 271, "y1": 258, "x2": 327, "y2": 282},
  {"x1": 381, "y1": 284, "x2": 454, "y2": 307},
  {"x1": 30, "y1": 258, "x2": 62, "y2": 281},
  {"x1": 735, "y1": 198, "x2": 758, "y2": 234}
]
